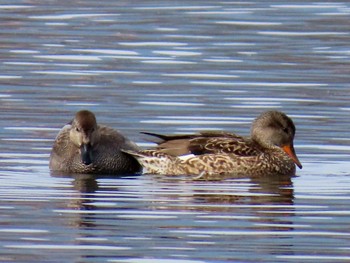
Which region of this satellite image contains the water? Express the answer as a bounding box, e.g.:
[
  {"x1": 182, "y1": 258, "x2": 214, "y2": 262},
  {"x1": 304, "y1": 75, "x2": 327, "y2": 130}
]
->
[{"x1": 1, "y1": 0, "x2": 350, "y2": 262}]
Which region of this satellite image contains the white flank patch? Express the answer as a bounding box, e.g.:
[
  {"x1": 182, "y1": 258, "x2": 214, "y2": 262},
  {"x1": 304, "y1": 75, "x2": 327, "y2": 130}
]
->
[{"x1": 178, "y1": 154, "x2": 196, "y2": 161}]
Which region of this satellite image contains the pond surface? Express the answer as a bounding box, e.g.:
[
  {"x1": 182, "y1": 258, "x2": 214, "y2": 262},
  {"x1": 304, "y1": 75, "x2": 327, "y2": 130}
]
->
[{"x1": 1, "y1": 0, "x2": 350, "y2": 262}]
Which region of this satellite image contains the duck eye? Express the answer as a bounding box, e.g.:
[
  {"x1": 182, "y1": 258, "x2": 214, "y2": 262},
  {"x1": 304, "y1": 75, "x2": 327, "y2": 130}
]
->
[
  {"x1": 75, "y1": 127, "x2": 80, "y2": 132},
  {"x1": 283, "y1": 127, "x2": 289, "y2": 134}
]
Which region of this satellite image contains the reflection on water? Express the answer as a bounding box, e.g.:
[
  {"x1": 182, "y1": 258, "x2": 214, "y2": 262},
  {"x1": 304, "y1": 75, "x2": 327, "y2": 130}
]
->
[{"x1": 1, "y1": 0, "x2": 350, "y2": 262}]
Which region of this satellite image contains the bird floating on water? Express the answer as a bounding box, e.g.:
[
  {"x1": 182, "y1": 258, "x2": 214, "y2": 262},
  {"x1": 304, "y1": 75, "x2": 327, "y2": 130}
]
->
[
  {"x1": 124, "y1": 111, "x2": 302, "y2": 177},
  {"x1": 49, "y1": 110, "x2": 141, "y2": 175}
]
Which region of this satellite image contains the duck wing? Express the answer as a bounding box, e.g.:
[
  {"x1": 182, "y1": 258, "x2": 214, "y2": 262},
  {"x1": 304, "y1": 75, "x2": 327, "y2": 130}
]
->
[{"x1": 142, "y1": 132, "x2": 261, "y2": 157}]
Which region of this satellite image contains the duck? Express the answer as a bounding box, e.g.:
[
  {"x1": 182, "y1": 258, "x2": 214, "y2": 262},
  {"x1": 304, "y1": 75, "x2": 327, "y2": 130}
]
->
[
  {"x1": 124, "y1": 111, "x2": 302, "y2": 177},
  {"x1": 49, "y1": 110, "x2": 142, "y2": 175}
]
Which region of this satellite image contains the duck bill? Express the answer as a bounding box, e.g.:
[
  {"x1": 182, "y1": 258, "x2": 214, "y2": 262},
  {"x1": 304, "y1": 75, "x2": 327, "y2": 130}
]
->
[
  {"x1": 282, "y1": 144, "x2": 302, "y2": 169},
  {"x1": 81, "y1": 143, "x2": 92, "y2": 165}
]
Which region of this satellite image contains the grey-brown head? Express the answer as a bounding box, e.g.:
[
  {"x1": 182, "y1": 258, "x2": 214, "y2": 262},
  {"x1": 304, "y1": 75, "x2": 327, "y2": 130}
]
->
[
  {"x1": 69, "y1": 110, "x2": 99, "y2": 165},
  {"x1": 251, "y1": 111, "x2": 302, "y2": 169}
]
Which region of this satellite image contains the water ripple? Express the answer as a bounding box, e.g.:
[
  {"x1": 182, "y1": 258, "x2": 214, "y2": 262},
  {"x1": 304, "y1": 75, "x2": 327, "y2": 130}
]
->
[{"x1": 1, "y1": 1, "x2": 350, "y2": 262}]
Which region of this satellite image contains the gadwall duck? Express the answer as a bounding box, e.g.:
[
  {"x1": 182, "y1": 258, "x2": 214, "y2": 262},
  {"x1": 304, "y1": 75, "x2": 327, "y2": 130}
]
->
[
  {"x1": 124, "y1": 111, "x2": 302, "y2": 177},
  {"x1": 49, "y1": 110, "x2": 141, "y2": 174}
]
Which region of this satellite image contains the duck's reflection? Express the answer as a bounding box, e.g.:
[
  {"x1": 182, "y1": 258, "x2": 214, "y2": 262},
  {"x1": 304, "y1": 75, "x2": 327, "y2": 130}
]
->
[
  {"x1": 50, "y1": 171, "x2": 297, "y2": 259},
  {"x1": 250, "y1": 175, "x2": 294, "y2": 205},
  {"x1": 51, "y1": 172, "x2": 295, "y2": 223},
  {"x1": 52, "y1": 171, "x2": 295, "y2": 226},
  {"x1": 50, "y1": 172, "x2": 127, "y2": 228},
  {"x1": 249, "y1": 175, "x2": 295, "y2": 233},
  {"x1": 72, "y1": 174, "x2": 99, "y2": 194},
  {"x1": 155, "y1": 174, "x2": 294, "y2": 207},
  {"x1": 153, "y1": 174, "x2": 295, "y2": 230},
  {"x1": 50, "y1": 172, "x2": 100, "y2": 194}
]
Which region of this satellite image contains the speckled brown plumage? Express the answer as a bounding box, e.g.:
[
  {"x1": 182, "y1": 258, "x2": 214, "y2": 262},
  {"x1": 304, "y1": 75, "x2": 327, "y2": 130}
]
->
[
  {"x1": 125, "y1": 111, "x2": 302, "y2": 177},
  {"x1": 49, "y1": 110, "x2": 141, "y2": 175}
]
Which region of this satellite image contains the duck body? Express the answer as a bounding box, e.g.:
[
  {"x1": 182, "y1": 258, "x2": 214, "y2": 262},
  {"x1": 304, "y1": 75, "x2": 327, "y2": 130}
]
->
[
  {"x1": 126, "y1": 111, "x2": 302, "y2": 177},
  {"x1": 49, "y1": 110, "x2": 141, "y2": 175}
]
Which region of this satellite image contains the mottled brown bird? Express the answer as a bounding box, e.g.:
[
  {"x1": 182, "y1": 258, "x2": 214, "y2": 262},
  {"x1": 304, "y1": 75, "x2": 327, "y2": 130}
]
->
[
  {"x1": 49, "y1": 110, "x2": 141, "y2": 175},
  {"x1": 124, "y1": 111, "x2": 302, "y2": 177}
]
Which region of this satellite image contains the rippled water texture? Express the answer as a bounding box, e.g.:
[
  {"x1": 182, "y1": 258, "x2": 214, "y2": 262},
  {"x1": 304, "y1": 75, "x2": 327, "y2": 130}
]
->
[{"x1": 1, "y1": 1, "x2": 350, "y2": 262}]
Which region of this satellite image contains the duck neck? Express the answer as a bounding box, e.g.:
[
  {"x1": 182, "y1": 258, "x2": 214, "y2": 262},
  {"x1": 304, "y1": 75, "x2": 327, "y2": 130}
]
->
[{"x1": 252, "y1": 136, "x2": 276, "y2": 150}]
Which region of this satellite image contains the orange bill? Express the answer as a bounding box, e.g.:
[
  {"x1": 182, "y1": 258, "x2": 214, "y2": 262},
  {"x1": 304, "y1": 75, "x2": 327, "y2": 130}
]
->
[{"x1": 282, "y1": 144, "x2": 302, "y2": 169}]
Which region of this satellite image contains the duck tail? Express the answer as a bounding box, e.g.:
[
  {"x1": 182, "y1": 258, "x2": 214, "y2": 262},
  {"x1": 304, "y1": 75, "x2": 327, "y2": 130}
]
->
[
  {"x1": 141, "y1": 132, "x2": 169, "y2": 140},
  {"x1": 140, "y1": 132, "x2": 173, "y2": 143},
  {"x1": 141, "y1": 131, "x2": 197, "y2": 142}
]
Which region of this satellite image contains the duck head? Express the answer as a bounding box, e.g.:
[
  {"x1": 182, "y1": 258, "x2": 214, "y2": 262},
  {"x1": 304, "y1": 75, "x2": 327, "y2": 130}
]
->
[
  {"x1": 251, "y1": 111, "x2": 302, "y2": 169},
  {"x1": 70, "y1": 110, "x2": 99, "y2": 165}
]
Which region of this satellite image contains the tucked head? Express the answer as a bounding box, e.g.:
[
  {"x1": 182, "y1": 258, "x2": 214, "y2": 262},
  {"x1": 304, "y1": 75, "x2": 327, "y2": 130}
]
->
[
  {"x1": 70, "y1": 110, "x2": 99, "y2": 165},
  {"x1": 251, "y1": 111, "x2": 302, "y2": 169}
]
